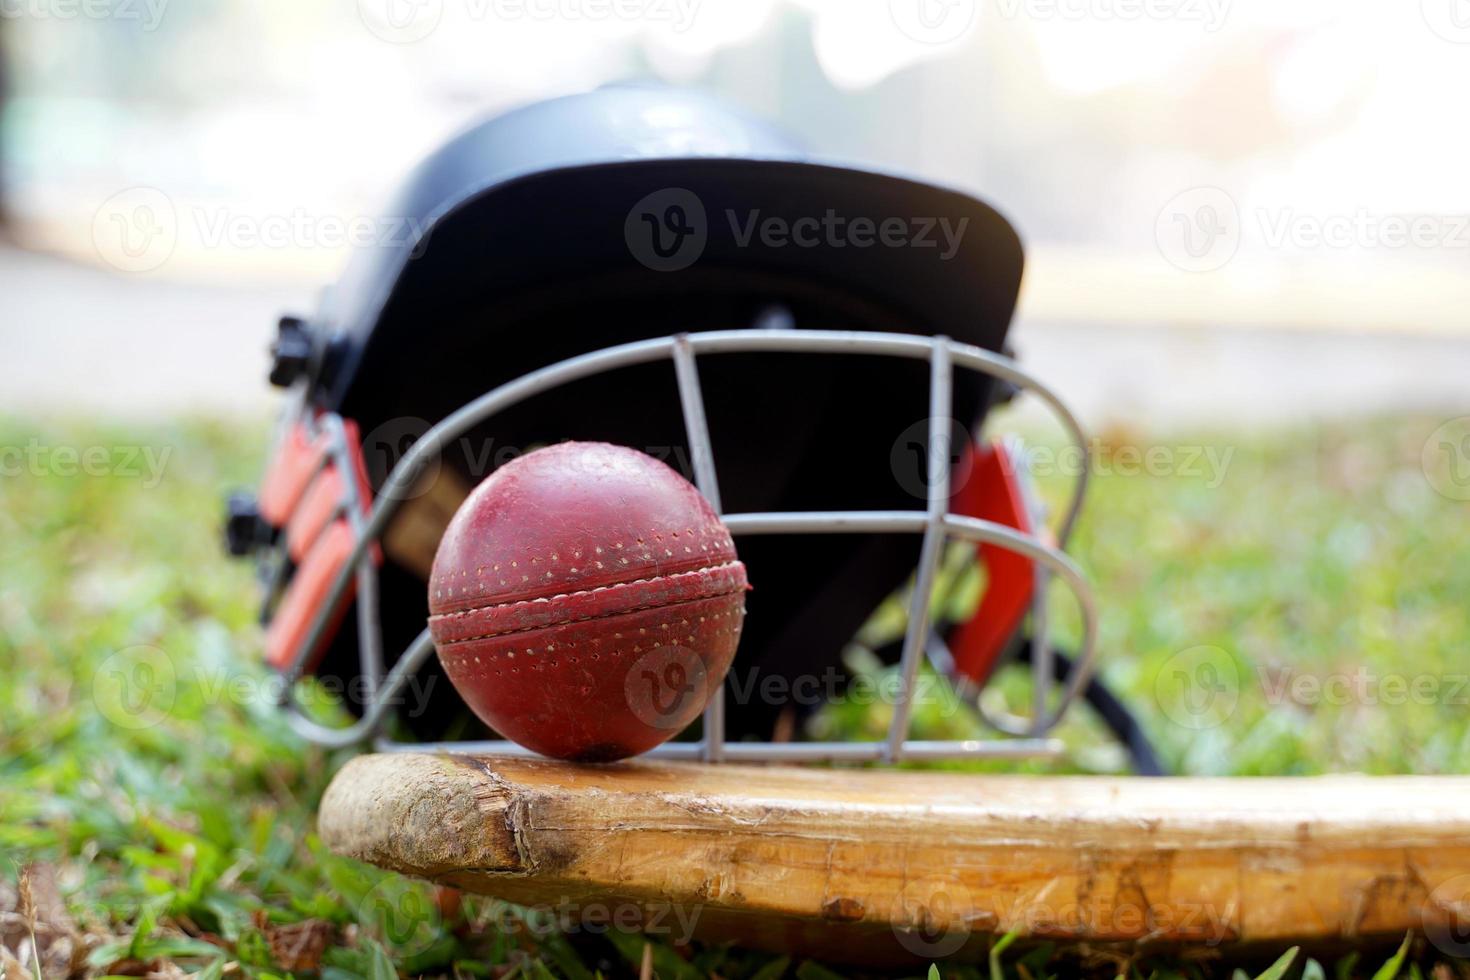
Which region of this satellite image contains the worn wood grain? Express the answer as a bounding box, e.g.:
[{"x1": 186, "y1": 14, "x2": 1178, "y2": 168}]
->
[{"x1": 318, "y1": 753, "x2": 1470, "y2": 963}]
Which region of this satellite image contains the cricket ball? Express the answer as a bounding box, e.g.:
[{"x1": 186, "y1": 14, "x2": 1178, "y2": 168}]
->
[{"x1": 428, "y1": 442, "x2": 748, "y2": 761}]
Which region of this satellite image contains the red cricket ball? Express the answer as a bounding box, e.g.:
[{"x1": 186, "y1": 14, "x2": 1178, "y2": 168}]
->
[{"x1": 428, "y1": 441, "x2": 748, "y2": 761}]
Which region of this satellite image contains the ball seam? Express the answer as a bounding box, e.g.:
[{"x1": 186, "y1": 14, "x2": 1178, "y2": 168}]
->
[
  {"x1": 430, "y1": 560, "x2": 744, "y2": 621},
  {"x1": 434, "y1": 591, "x2": 747, "y2": 646}
]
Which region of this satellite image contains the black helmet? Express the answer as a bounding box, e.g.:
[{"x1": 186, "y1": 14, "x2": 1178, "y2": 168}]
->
[{"x1": 229, "y1": 84, "x2": 1108, "y2": 761}]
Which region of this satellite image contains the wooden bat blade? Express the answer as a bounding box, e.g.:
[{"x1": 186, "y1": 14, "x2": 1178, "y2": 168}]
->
[{"x1": 319, "y1": 753, "x2": 1470, "y2": 964}]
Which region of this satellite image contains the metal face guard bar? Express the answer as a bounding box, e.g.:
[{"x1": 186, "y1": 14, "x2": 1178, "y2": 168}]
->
[{"x1": 271, "y1": 329, "x2": 1096, "y2": 762}]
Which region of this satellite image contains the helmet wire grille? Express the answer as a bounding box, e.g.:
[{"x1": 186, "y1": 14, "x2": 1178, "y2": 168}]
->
[{"x1": 270, "y1": 329, "x2": 1097, "y2": 763}]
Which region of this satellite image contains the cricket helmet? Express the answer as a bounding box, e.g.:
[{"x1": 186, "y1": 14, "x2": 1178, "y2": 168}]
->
[{"x1": 225, "y1": 84, "x2": 1122, "y2": 765}]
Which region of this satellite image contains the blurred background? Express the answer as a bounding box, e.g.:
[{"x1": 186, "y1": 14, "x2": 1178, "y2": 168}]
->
[
  {"x1": 3, "y1": 0, "x2": 1469, "y2": 773},
  {"x1": 4, "y1": 4, "x2": 1470, "y2": 976},
  {"x1": 3, "y1": 0, "x2": 1469, "y2": 424}
]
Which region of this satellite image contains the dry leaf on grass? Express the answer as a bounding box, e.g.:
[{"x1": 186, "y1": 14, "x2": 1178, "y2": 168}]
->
[
  {"x1": 251, "y1": 911, "x2": 334, "y2": 972},
  {"x1": 94, "y1": 956, "x2": 187, "y2": 978}
]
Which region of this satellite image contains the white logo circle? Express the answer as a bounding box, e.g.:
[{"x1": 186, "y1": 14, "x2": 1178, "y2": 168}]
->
[
  {"x1": 625, "y1": 188, "x2": 708, "y2": 273},
  {"x1": 892, "y1": 873, "x2": 976, "y2": 958},
  {"x1": 888, "y1": 0, "x2": 978, "y2": 45},
  {"x1": 92, "y1": 187, "x2": 177, "y2": 273},
  {"x1": 360, "y1": 416, "x2": 443, "y2": 501},
  {"x1": 890, "y1": 417, "x2": 975, "y2": 501},
  {"x1": 1422, "y1": 0, "x2": 1470, "y2": 43},
  {"x1": 1423, "y1": 417, "x2": 1470, "y2": 501},
  {"x1": 624, "y1": 645, "x2": 708, "y2": 731},
  {"x1": 359, "y1": 877, "x2": 443, "y2": 957},
  {"x1": 1425, "y1": 873, "x2": 1470, "y2": 957},
  {"x1": 358, "y1": 0, "x2": 444, "y2": 43},
  {"x1": 1154, "y1": 645, "x2": 1239, "y2": 731},
  {"x1": 93, "y1": 645, "x2": 177, "y2": 730},
  {"x1": 1155, "y1": 187, "x2": 1241, "y2": 273}
]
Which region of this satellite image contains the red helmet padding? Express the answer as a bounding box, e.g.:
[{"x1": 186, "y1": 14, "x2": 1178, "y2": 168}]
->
[
  {"x1": 260, "y1": 422, "x2": 322, "y2": 526},
  {"x1": 264, "y1": 418, "x2": 378, "y2": 672},
  {"x1": 947, "y1": 441, "x2": 1037, "y2": 686},
  {"x1": 266, "y1": 520, "x2": 358, "y2": 672}
]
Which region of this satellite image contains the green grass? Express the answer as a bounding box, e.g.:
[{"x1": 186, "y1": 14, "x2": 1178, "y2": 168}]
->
[{"x1": 2, "y1": 413, "x2": 1468, "y2": 978}]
